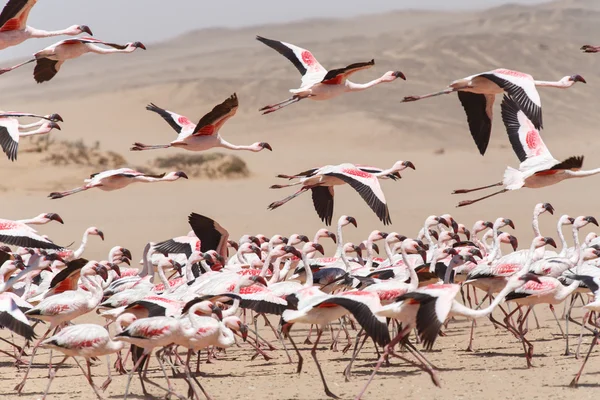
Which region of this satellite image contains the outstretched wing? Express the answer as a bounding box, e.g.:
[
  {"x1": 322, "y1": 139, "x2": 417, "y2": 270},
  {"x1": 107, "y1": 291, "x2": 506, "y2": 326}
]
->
[
  {"x1": 456, "y1": 92, "x2": 494, "y2": 156},
  {"x1": 327, "y1": 169, "x2": 391, "y2": 225},
  {"x1": 311, "y1": 186, "x2": 334, "y2": 226},
  {"x1": 500, "y1": 94, "x2": 553, "y2": 163},
  {"x1": 0, "y1": 118, "x2": 20, "y2": 161},
  {"x1": 188, "y1": 213, "x2": 229, "y2": 256},
  {"x1": 321, "y1": 60, "x2": 374, "y2": 85},
  {"x1": 0, "y1": 0, "x2": 36, "y2": 32},
  {"x1": 480, "y1": 69, "x2": 542, "y2": 130},
  {"x1": 256, "y1": 35, "x2": 327, "y2": 87},
  {"x1": 192, "y1": 94, "x2": 238, "y2": 136},
  {"x1": 146, "y1": 103, "x2": 195, "y2": 135},
  {"x1": 33, "y1": 58, "x2": 62, "y2": 83}
]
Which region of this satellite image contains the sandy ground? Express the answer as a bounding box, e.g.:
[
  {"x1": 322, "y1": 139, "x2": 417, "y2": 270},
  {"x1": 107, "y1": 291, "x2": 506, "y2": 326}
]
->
[
  {"x1": 1, "y1": 0, "x2": 600, "y2": 398},
  {"x1": 1, "y1": 306, "x2": 599, "y2": 400}
]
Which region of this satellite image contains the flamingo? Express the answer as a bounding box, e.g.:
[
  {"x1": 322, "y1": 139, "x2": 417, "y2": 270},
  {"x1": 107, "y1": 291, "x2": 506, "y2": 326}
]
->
[
  {"x1": 48, "y1": 168, "x2": 188, "y2": 199},
  {"x1": 255, "y1": 35, "x2": 406, "y2": 114},
  {"x1": 0, "y1": 112, "x2": 62, "y2": 161},
  {"x1": 0, "y1": 0, "x2": 91, "y2": 50},
  {"x1": 0, "y1": 214, "x2": 63, "y2": 249},
  {"x1": 131, "y1": 93, "x2": 272, "y2": 153},
  {"x1": 269, "y1": 161, "x2": 415, "y2": 225},
  {"x1": 581, "y1": 45, "x2": 600, "y2": 53},
  {"x1": 40, "y1": 324, "x2": 123, "y2": 399},
  {"x1": 401, "y1": 68, "x2": 585, "y2": 155},
  {"x1": 454, "y1": 95, "x2": 600, "y2": 206},
  {"x1": 15, "y1": 261, "x2": 108, "y2": 393},
  {"x1": 53, "y1": 227, "x2": 104, "y2": 262},
  {"x1": 0, "y1": 37, "x2": 146, "y2": 83}
]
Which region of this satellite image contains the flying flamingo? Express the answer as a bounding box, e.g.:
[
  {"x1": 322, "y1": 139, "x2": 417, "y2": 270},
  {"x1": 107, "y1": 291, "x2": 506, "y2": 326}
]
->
[
  {"x1": 0, "y1": 37, "x2": 146, "y2": 83},
  {"x1": 401, "y1": 68, "x2": 585, "y2": 155},
  {"x1": 131, "y1": 93, "x2": 272, "y2": 153},
  {"x1": 581, "y1": 45, "x2": 600, "y2": 53},
  {"x1": 453, "y1": 95, "x2": 600, "y2": 206},
  {"x1": 41, "y1": 323, "x2": 124, "y2": 399},
  {"x1": 0, "y1": 112, "x2": 62, "y2": 161},
  {"x1": 0, "y1": 0, "x2": 92, "y2": 50},
  {"x1": 0, "y1": 213, "x2": 63, "y2": 249},
  {"x1": 255, "y1": 35, "x2": 406, "y2": 114},
  {"x1": 48, "y1": 168, "x2": 188, "y2": 199},
  {"x1": 269, "y1": 161, "x2": 415, "y2": 225}
]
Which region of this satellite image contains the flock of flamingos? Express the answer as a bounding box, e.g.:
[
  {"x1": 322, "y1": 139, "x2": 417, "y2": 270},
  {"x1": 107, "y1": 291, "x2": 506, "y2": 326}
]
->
[{"x1": 1, "y1": 0, "x2": 600, "y2": 399}]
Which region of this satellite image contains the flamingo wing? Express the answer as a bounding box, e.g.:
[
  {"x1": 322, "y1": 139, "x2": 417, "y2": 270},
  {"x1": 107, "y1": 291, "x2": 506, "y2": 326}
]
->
[
  {"x1": 0, "y1": 228, "x2": 62, "y2": 250},
  {"x1": 49, "y1": 258, "x2": 88, "y2": 290},
  {"x1": 321, "y1": 59, "x2": 374, "y2": 85},
  {"x1": 146, "y1": 103, "x2": 195, "y2": 135},
  {"x1": 327, "y1": 170, "x2": 391, "y2": 225},
  {"x1": 0, "y1": 118, "x2": 20, "y2": 161},
  {"x1": 256, "y1": 35, "x2": 327, "y2": 87},
  {"x1": 311, "y1": 186, "x2": 334, "y2": 226},
  {"x1": 0, "y1": 0, "x2": 35, "y2": 32},
  {"x1": 0, "y1": 295, "x2": 35, "y2": 340},
  {"x1": 500, "y1": 95, "x2": 554, "y2": 163},
  {"x1": 192, "y1": 93, "x2": 238, "y2": 136},
  {"x1": 456, "y1": 92, "x2": 494, "y2": 155},
  {"x1": 33, "y1": 58, "x2": 63, "y2": 83},
  {"x1": 153, "y1": 238, "x2": 195, "y2": 258},
  {"x1": 188, "y1": 213, "x2": 229, "y2": 256},
  {"x1": 314, "y1": 295, "x2": 390, "y2": 347},
  {"x1": 480, "y1": 70, "x2": 542, "y2": 130}
]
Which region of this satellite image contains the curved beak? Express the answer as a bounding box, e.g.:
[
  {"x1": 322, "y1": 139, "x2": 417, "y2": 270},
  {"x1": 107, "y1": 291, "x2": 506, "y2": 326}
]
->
[
  {"x1": 504, "y1": 218, "x2": 515, "y2": 230},
  {"x1": 119, "y1": 257, "x2": 131, "y2": 266},
  {"x1": 228, "y1": 240, "x2": 239, "y2": 251},
  {"x1": 347, "y1": 217, "x2": 357, "y2": 228},
  {"x1": 286, "y1": 246, "x2": 302, "y2": 259},
  {"x1": 299, "y1": 235, "x2": 309, "y2": 243},
  {"x1": 211, "y1": 304, "x2": 223, "y2": 321},
  {"x1": 470, "y1": 248, "x2": 483, "y2": 259},
  {"x1": 418, "y1": 248, "x2": 427, "y2": 263},
  {"x1": 463, "y1": 255, "x2": 477, "y2": 265},
  {"x1": 462, "y1": 228, "x2": 471, "y2": 240},
  {"x1": 175, "y1": 171, "x2": 188, "y2": 179},
  {"x1": 133, "y1": 41, "x2": 147, "y2": 50},
  {"x1": 239, "y1": 323, "x2": 249, "y2": 341},
  {"x1": 543, "y1": 203, "x2": 554, "y2": 215},
  {"x1": 121, "y1": 248, "x2": 132, "y2": 260},
  {"x1": 173, "y1": 261, "x2": 184, "y2": 277},
  {"x1": 393, "y1": 71, "x2": 406, "y2": 80},
  {"x1": 49, "y1": 121, "x2": 61, "y2": 130},
  {"x1": 110, "y1": 264, "x2": 121, "y2": 277},
  {"x1": 94, "y1": 265, "x2": 109, "y2": 281},
  {"x1": 436, "y1": 217, "x2": 450, "y2": 228},
  {"x1": 46, "y1": 213, "x2": 64, "y2": 224},
  {"x1": 260, "y1": 142, "x2": 273, "y2": 151},
  {"x1": 251, "y1": 245, "x2": 262, "y2": 258},
  {"x1": 371, "y1": 243, "x2": 379, "y2": 254},
  {"x1": 544, "y1": 237, "x2": 557, "y2": 248},
  {"x1": 570, "y1": 74, "x2": 586, "y2": 83},
  {"x1": 484, "y1": 221, "x2": 494, "y2": 229},
  {"x1": 327, "y1": 232, "x2": 337, "y2": 244},
  {"x1": 353, "y1": 245, "x2": 363, "y2": 259},
  {"x1": 450, "y1": 219, "x2": 459, "y2": 234},
  {"x1": 80, "y1": 25, "x2": 93, "y2": 35},
  {"x1": 509, "y1": 236, "x2": 519, "y2": 251},
  {"x1": 97, "y1": 230, "x2": 105, "y2": 241},
  {"x1": 403, "y1": 161, "x2": 415, "y2": 170},
  {"x1": 312, "y1": 243, "x2": 324, "y2": 255},
  {"x1": 48, "y1": 113, "x2": 63, "y2": 122},
  {"x1": 249, "y1": 236, "x2": 261, "y2": 246},
  {"x1": 585, "y1": 216, "x2": 599, "y2": 227}
]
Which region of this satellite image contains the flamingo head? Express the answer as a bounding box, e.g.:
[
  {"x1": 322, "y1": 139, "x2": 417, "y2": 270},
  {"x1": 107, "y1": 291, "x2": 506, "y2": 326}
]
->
[
  {"x1": 46, "y1": 113, "x2": 63, "y2": 122},
  {"x1": 41, "y1": 212, "x2": 64, "y2": 224},
  {"x1": 532, "y1": 236, "x2": 557, "y2": 249},
  {"x1": 315, "y1": 229, "x2": 337, "y2": 244},
  {"x1": 253, "y1": 142, "x2": 272, "y2": 152},
  {"x1": 498, "y1": 232, "x2": 519, "y2": 251},
  {"x1": 227, "y1": 240, "x2": 239, "y2": 251},
  {"x1": 575, "y1": 216, "x2": 599, "y2": 229},
  {"x1": 47, "y1": 121, "x2": 61, "y2": 131},
  {"x1": 568, "y1": 74, "x2": 586, "y2": 84},
  {"x1": 535, "y1": 202, "x2": 554, "y2": 215},
  {"x1": 117, "y1": 247, "x2": 132, "y2": 261},
  {"x1": 166, "y1": 171, "x2": 188, "y2": 180},
  {"x1": 87, "y1": 227, "x2": 104, "y2": 240},
  {"x1": 92, "y1": 263, "x2": 109, "y2": 281},
  {"x1": 440, "y1": 214, "x2": 459, "y2": 234},
  {"x1": 369, "y1": 230, "x2": 388, "y2": 242},
  {"x1": 384, "y1": 71, "x2": 406, "y2": 82},
  {"x1": 238, "y1": 322, "x2": 249, "y2": 341},
  {"x1": 583, "y1": 247, "x2": 600, "y2": 261},
  {"x1": 73, "y1": 25, "x2": 93, "y2": 35},
  {"x1": 128, "y1": 41, "x2": 146, "y2": 50},
  {"x1": 339, "y1": 215, "x2": 357, "y2": 228}
]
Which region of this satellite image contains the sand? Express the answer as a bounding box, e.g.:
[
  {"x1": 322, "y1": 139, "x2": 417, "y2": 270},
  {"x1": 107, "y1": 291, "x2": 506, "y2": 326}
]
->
[{"x1": 1, "y1": 0, "x2": 600, "y2": 398}]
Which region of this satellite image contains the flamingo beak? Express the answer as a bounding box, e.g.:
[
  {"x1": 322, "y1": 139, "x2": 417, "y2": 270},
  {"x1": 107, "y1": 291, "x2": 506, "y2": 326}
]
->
[
  {"x1": 327, "y1": 232, "x2": 337, "y2": 244},
  {"x1": 392, "y1": 71, "x2": 406, "y2": 80},
  {"x1": 97, "y1": 230, "x2": 105, "y2": 241},
  {"x1": 111, "y1": 264, "x2": 121, "y2": 277},
  {"x1": 544, "y1": 237, "x2": 557, "y2": 248},
  {"x1": 228, "y1": 240, "x2": 239, "y2": 251},
  {"x1": 249, "y1": 236, "x2": 261, "y2": 246},
  {"x1": 260, "y1": 142, "x2": 273, "y2": 151},
  {"x1": 509, "y1": 236, "x2": 519, "y2": 251},
  {"x1": 120, "y1": 257, "x2": 131, "y2": 266},
  {"x1": 463, "y1": 229, "x2": 471, "y2": 240},
  {"x1": 347, "y1": 217, "x2": 358, "y2": 228},
  {"x1": 504, "y1": 219, "x2": 515, "y2": 229},
  {"x1": 49, "y1": 122, "x2": 61, "y2": 130},
  {"x1": 402, "y1": 161, "x2": 415, "y2": 170},
  {"x1": 45, "y1": 213, "x2": 64, "y2": 224},
  {"x1": 585, "y1": 216, "x2": 599, "y2": 227},
  {"x1": 79, "y1": 25, "x2": 93, "y2": 35},
  {"x1": 372, "y1": 244, "x2": 380, "y2": 254},
  {"x1": 484, "y1": 221, "x2": 493, "y2": 229},
  {"x1": 353, "y1": 245, "x2": 362, "y2": 259},
  {"x1": 211, "y1": 305, "x2": 223, "y2": 321},
  {"x1": 133, "y1": 41, "x2": 146, "y2": 50},
  {"x1": 48, "y1": 113, "x2": 63, "y2": 122},
  {"x1": 239, "y1": 323, "x2": 249, "y2": 341},
  {"x1": 312, "y1": 243, "x2": 324, "y2": 255},
  {"x1": 287, "y1": 247, "x2": 302, "y2": 259},
  {"x1": 470, "y1": 248, "x2": 483, "y2": 259},
  {"x1": 299, "y1": 235, "x2": 309, "y2": 243},
  {"x1": 95, "y1": 265, "x2": 109, "y2": 281},
  {"x1": 450, "y1": 219, "x2": 459, "y2": 234},
  {"x1": 175, "y1": 171, "x2": 188, "y2": 179},
  {"x1": 418, "y1": 248, "x2": 427, "y2": 263},
  {"x1": 121, "y1": 248, "x2": 132, "y2": 260},
  {"x1": 543, "y1": 203, "x2": 554, "y2": 215},
  {"x1": 570, "y1": 74, "x2": 586, "y2": 83},
  {"x1": 436, "y1": 217, "x2": 450, "y2": 228},
  {"x1": 252, "y1": 245, "x2": 262, "y2": 258}
]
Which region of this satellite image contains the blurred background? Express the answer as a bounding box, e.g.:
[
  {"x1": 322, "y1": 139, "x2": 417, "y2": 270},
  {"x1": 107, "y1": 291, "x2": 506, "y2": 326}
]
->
[{"x1": 0, "y1": 0, "x2": 598, "y2": 262}]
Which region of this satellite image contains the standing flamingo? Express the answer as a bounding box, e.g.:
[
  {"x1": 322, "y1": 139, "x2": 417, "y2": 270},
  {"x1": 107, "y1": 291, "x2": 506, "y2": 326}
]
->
[
  {"x1": 0, "y1": 112, "x2": 62, "y2": 161},
  {"x1": 41, "y1": 323, "x2": 123, "y2": 399},
  {"x1": 269, "y1": 161, "x2": 415, "y2": 225},
  {"x1": 131, "y1": 93, "x2": 272, "y2": 153},
  {"x1": 0, "y1": 37, "x2": 145, "y2": 83},
  {"x1": 453, "y1": 95, "x2": 600, "y2": 206},
  {"x1": 48, "y1": 168, "x2": 188, "y2": 199},
  {"x1": 401, "y1": 68, "x2": 585, "y2": 155},
  {"x1": 0, "y1": 0, "x2": 91, "y2": 50},
  {"x1": 256, "y1": 35, "x2": 406, "y2": 114}
]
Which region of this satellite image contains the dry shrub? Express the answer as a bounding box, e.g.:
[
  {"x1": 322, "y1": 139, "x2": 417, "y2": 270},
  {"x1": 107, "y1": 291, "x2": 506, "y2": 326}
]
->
[
  {"x1": 27, "y1": 138, "x2": 127, "y2": 169},
  {"x1": 151, "y1": 153, "x2": 249, "y2": 179}
]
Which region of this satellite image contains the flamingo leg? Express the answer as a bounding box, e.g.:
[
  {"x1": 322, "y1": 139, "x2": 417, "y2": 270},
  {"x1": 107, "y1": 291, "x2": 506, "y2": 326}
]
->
[
  {"x1": 48, "y1": 186, "x2": 90, "y2": 199},
  {"x1": 259, "y1": 95, "x2": 302, "y2": 115},
  {"x1": 42, "y1": 356, "x2": 69, "y2": 400},
  {"x1": 0, "y1": 58, "x2": 35, "y2": 75},
  {"x1": 311, "y1": 327, "x2": 340, "y2": 399},
  {"x1": 456, "y1": 189, "x2": 509, "y2": 207},
  {"x1": 73, "y1": 357, "x2": 103, "y2": 399},
  {"x1": 123, "y1": 349, "x2": 149, "y2": 400},
  {"x1": 100, "y1": 355, "x2": 113, "y2": 391},
  {"x1": 570, "y1": 329, "x2": 600, "y2": 387},
  {"x1": 453, "y1": 182, "x2": 503, "y2": 194},
  {"x1": 285, "y1": 328, "x2": 304, "y2": 374},
  {"x1": 267, "y1": 186, "x2": 311, "y2": 210},
  {"x1": 130, "y1": 142, "x2": 172, "y2": 151},
  {"x1": 575, "y1": 311, "x2": 589, "y2": 359},
  {"x1": 401, "y1": 87, "x2": 457, "y2": 102},
  {"x1": 344, "y1": 328, "x2": 366, "y2": 381},
  {"x1": 14, "y1": 326, "x2": 54, "y2": 393}
]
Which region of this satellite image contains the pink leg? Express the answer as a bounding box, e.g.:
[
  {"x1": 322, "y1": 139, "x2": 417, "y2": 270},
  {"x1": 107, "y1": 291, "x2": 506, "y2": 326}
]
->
[
  {"x1": 130, "y1": 142, "x2": 172, "y2": 151},
  {"x1": 267, "y1": 186, "x2": 311, "y2": 210},
  {"x1": 570, "y1": 329, "x2": 600, "y2": 387},
  {"x1": 259, "y1": 95, "x2": 302, "y2": 114},
  {"x1": 401, "y1": 87, "x2": 457, "y2": 102},
  {"x1": 456, "y1": 189, "x2": 509, "y2": 207},
  {"x1": 48, "y1": 186, "x2": 89, "y2": 199}
]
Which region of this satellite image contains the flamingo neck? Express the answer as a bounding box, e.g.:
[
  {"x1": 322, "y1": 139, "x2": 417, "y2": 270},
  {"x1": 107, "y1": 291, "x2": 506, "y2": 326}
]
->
[
  {"x1": 334, "y1": 223, "x2": 344, "y2": 258},
  {"x1": 86, "y1": 44, "x2": 135, "y2": 55},
  {"x1": 73, "y1": 230, "x2": 90, "y2": 259},
  {"x1": 18, "y1": 124, "x2": 53, "y2": 137},
  {"x1": 156, "y1": 265, "x2": 171, "y2": 293},
  {"x1": 28, "y1": 27, "x2": 77, "y2": 39},
  {"x1": 557, "y1": 223, "x2": 569, "y2": 257},
  {"x1": 532, "y1": 210, "x2": 542, "y2": 237},
  {"x1": 301, "y1": 252, "x2": 314, "y2": 288},
  {"x1": 566, "y1": 168, "x2": 600, "y2": 178},
  {"x1": 218, "y1": 138, "x2": 258, "y2": 152},
  {"x1": 533, "y1": 80, "x2": 571, "y2": 88},
  {"x1": 140, "y1": 243, "x2": 152, "y2": 279},
  {"x1": 346, "y1": 76, "x2": 386, "y2": 92}
]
